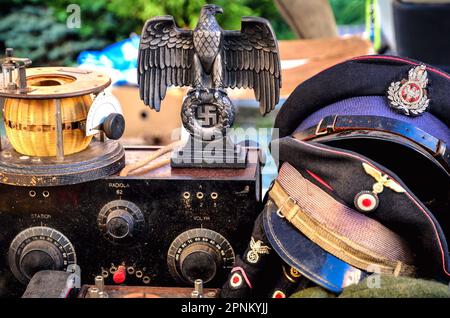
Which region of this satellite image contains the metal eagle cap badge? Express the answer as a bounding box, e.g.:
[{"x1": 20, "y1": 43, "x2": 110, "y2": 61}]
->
[
  {"x1": 354, "y1": 163, "x2": 406, "y2": 213},
  {"x1": 387, "y1": 64, "x2": 430, "y2": 116},
  {"x1": 246, "y1": 237, "x2": 271, "y2": 264}
]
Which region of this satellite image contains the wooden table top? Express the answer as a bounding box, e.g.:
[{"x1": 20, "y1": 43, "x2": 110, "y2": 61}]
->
[
  {"x1": 119, "y1": 146, "x2": 260, "y2": 181},
  {"x1": 228, "y1": 36, "x2": 373, "y2": 101}
]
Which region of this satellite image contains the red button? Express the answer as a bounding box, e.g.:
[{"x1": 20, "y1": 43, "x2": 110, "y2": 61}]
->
[
  {"x1": 113, "y1": 266, "x2": 126, "y2": 284},
  {"x1": 362, "y1": 198, "x2": 372, "y2": 207}
]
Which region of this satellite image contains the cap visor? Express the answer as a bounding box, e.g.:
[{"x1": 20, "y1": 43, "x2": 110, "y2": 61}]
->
[{"x1": 263, "y1": 200, "x2": 366, "y2": 293}]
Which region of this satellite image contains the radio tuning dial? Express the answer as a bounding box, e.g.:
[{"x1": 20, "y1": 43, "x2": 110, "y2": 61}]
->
[
  {"x1": 8, "y1": 226, "x2": 76, "y2": 284},
  {"x1": 167, "y1": 228, "x2": 235, "y2": 284},
  {"x1": 106, "y1": 210, "x2": 135, "y2": 239},
  {"x1": 97, "y1": 200, "x2": 144, "y2": 243}
]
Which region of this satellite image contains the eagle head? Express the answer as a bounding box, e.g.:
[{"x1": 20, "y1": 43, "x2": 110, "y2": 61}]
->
[{"x1": 200, "y1": 4, "x2": 223, "y2": 16}]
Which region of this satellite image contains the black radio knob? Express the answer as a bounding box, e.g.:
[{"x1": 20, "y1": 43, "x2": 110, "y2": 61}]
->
[
  {"x1": 98, "y1": 200, "x2": 144, "y2": 243},
  {"x1": 8, "y1": 227, "x2": 76, "y2": 284},
  {"x1": 19, "y1": 241, "x2": 64, "y2": 279},
  {"x1": 179, "y1": 243, "x2": 220, "y2": 283},
  {"x1": 102, "y1": 113, "x2": 125, "y2": 140},
  {"x1": 106, "y1": 209, "x2": 135, "y2": 239},
  {"x1": 167, "y1": 228, "x2": 235, "y2": 284}
]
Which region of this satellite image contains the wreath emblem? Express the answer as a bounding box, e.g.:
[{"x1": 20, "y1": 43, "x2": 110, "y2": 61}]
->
[
  {"x1": 181, "y1": 88, "x2": 235, "y2": 141},
  {"x1": 387, "y1": 65, "x2": 430, "y2": 117}
]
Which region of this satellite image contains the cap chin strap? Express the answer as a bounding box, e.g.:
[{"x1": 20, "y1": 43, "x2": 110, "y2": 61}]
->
[
  {"x1": 293, "y1": 115, "x2": 450, "y2": 175},
  {"x1": 269, "y1": 163, "x2": 417, "y2": 277}
]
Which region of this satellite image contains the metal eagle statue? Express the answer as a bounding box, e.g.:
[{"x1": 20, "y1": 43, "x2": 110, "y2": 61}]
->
[{"x1": 138, "y1": 4, "x2": 281, "y2": 115}]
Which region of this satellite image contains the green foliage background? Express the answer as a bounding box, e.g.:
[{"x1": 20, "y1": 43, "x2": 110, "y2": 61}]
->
[
  {"x1": 330, "y1": 0, "x2": 365, "y2": 26},
  {"x1": 0, "y1": 0, "x2": 364, "y2": 66}
]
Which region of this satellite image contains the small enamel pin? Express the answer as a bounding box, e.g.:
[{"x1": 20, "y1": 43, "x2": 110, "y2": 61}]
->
[
  {"x1": 272, "y1": 290, "x2": 286, "y2": 298},
  {"x1": 354, "y1": 163, "x2": 406, "y2": 213},
  {"x1": 246, "y1": 237, "x2": 271, "y2": 264},
  {"x1": 387, "y1": 64, "x2": 429, "y2": 116},
  {"x1": 229, "y1": 272, "x2": 244, "y2": 289}
]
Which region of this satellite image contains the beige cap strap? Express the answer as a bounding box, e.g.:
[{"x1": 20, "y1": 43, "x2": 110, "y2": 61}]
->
[{"x1": 269, "y1": 163, "x2": 417, "y2": 277}]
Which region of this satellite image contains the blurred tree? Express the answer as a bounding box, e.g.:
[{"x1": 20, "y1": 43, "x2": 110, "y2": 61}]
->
[
  {"x1": 0, "y1": 0, "x2": 363, "y2": 66},
  {"x1": 106, "y1": 0, "x2": 293, "y2": 37},
  {"x1": 329, "y1": 0, "x2": 365, "y2": 25},
  {"x1": 242, "y1": 0, "x2": 296, "y2": 39},
  {"x1": 0, "y1": 0, "x2": 293, "y2": 65},
  {"x1": 0, "y1": 5, "x2": 109, "y2": 66},
  {"x1": 45, "y1": 0, "x2": 138, "y2": 41}
]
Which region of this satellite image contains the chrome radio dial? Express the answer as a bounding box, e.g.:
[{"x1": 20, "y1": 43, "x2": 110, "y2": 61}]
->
[{"x1": 8, "y1": 226, "x2": 76, "y2": 284}]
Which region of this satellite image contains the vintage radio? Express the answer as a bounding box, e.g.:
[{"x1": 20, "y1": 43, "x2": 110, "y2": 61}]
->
[{"x1": 0, "y1": 49, "x2": 262, "y2": 297}]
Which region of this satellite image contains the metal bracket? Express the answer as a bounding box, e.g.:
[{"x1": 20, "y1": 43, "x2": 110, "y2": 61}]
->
[
  {"x1": 1, "y1": 48, "x2": 32, "y2": 94},
  {"x1": 275, "y1": 195, "x2": 297, "y2": 219},
  {"x1": 54, "y1": 99, "x2": 64, "y2": 161},
  {"x1": 315, "y1": 115, "x2": 338, "y2": 136}
]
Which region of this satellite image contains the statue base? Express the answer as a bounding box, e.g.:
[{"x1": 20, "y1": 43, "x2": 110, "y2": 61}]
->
[{"x1": 171, "y1": 137, "x2": 247, "y2": 169}]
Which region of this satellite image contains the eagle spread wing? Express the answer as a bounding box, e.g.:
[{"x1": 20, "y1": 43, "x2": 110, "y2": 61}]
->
[
  {"x1": 139, "y1": 16, "x2": 281, "y2": 115},
  {"x1": 362, "y1": 163, "x2": 383, "y2": 182},
  {"x1": 223, "y1": 17, "x2": 281, "y2": 115},
  {"x1": 384, "y1": 179, "x2": 406, "y2": 193},
  {"x1": 138, "y1": 16, "x2": 195, "y2": 110}
]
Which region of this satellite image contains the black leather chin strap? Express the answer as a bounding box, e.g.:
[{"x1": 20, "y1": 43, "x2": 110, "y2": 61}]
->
[{"x1": 293, "y1": 115, "x2": 450, "y2": 173}]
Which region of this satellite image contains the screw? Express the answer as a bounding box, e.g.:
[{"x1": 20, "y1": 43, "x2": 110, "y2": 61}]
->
[
  {"x1": 191, "y1": 290, "x2": 199, "y2": 298},
  {"x1": 88, "y1": 287, "x2": 99, "y2": 298}
]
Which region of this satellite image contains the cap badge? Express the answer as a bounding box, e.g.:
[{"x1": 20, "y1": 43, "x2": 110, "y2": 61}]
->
[
  {"x1": 387, "y1": 64, "x2": 429, "y2": 116},
  {"x1": 272, "y1": 290, "x2": 286, "y2": 298},
  {"x1": 355, "y1": 163, "x2": 406, "y2": 213},
  {"x1": 229, "y1": 272, "x2": 243, "y2": 289},
  {"x1": 246, "y1": 236, "x2": 271, "y2": 264},
  {"x1": 354, "y1": 190, "x2": 379, "y2": 213}
]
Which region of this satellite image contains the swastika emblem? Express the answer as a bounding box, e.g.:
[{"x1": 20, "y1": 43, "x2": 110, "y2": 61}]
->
[{"x1": 196, "y1": 105, "x2": 218, "y2": 127}]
